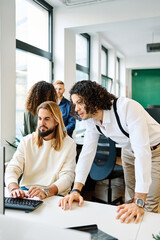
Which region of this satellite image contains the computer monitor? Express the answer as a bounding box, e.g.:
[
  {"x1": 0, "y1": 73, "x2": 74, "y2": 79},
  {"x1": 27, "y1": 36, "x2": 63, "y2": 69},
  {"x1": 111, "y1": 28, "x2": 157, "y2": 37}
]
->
[{"x1": 0, "y1": 146, "x2": 5, "y2": 214}]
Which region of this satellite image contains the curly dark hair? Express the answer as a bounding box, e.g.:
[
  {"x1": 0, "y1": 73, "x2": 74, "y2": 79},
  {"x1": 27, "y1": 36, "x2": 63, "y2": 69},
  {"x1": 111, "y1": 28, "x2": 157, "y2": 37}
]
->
[
  {"x1": 69, "y1": 80, "x2": 116, "y2": 117},
  {"x1": 25, "y1": 81, "x2": 57, "y2": 115}
]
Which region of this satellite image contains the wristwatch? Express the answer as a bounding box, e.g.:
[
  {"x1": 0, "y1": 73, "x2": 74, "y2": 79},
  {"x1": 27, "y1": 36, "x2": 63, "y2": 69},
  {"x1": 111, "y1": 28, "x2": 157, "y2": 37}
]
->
[
  {"x1": 133, "y1": 198, "x2": 145, "y2": 208},
  {"x1": 41, "y1": 188, "x2": 50, "y2": 197}
]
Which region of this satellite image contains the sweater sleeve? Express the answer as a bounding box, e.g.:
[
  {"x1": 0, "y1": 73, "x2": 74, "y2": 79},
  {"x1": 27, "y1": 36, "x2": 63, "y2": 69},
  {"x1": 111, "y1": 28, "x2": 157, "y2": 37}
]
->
[
  {"x1": 53, "y1": 140, "x2": 76, "y2": 195},
  {"x1": 5, "y1": 139, "x2": 25, "y2": 188}
]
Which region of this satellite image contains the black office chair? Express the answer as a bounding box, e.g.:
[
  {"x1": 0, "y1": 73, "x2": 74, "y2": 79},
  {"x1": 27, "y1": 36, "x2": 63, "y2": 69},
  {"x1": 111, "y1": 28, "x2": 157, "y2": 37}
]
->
[
  {"x1": 89, "y1": 136, "x2": 124, "y2": 205},
  {"x1": 147, "y1": 105, "x2": 160, "y2": 108},
  {"x1": 145, "y1": 108, "x2": 160, "y2": 124}
]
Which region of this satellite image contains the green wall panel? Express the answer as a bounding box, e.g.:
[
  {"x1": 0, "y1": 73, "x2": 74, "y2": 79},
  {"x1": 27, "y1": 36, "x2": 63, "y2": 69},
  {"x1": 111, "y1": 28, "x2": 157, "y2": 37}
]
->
[{"x1": 132, "y1": 69, "x2": 160, "y2": 108}]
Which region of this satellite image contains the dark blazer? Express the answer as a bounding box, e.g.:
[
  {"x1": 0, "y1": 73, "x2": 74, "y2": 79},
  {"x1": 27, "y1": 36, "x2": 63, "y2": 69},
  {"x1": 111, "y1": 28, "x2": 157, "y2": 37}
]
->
[{"x1": 59, "y1": 97, "x2": 76, "y2": 137}]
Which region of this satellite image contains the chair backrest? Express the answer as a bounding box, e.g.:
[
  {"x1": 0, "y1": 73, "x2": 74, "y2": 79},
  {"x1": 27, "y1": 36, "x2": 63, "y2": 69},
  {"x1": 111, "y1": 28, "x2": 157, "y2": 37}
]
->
[
  {"x1": 147, "y1": 105, "x2": 160, "y2": 108},
  {"x1": 145, "y1": 108, "x2": 160, "y2": 124},
  {"x1": 96, "y1": 135, "x2": 110, "y2": 152},
  {"x1": 90, "y1": 137, "x2": 116, "y2": 181}
]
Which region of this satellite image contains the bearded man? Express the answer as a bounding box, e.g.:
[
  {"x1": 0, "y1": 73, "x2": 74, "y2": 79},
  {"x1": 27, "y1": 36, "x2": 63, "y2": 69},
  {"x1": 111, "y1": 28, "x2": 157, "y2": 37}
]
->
[{"x1": 5, "y1": 101, "x2": 76, "y2": 199}]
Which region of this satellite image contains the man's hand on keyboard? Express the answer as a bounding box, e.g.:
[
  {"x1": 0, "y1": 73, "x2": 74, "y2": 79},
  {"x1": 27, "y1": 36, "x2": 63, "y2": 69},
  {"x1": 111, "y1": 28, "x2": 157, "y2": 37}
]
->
[
  {"x1": 10, "y1": 189, "x2": 28, "y2": 198},
  {"x1": 28, "y1": 186, "x2": 47, "y2": 200}
]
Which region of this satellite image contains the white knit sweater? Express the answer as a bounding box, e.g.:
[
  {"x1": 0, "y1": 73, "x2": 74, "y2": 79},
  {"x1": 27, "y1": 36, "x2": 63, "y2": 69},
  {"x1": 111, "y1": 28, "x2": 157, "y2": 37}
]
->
[{"x1": 5, "y1": 133, "x2": 76, "y2": 195}]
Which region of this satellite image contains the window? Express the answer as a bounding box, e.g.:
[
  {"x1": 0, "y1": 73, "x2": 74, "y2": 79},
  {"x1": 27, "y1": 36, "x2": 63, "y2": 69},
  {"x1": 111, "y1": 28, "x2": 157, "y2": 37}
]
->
[
  {"x1": 16, "y1": 0, "x2": 53, "y2": 138},
  {"x1": 116, "y1": 57, "x2": 120, "y2": 97},
  {"x1": 101, "y1": 75, "x2": 113, "y2": 93},
  {"x1": 101, "y1": 46, "x2": 113, "y2": 92},
  {"x1": 76, "y1": 33, "x2": 90, "y2": 82},
  {"x1": 75, "y1": 33, "x2": 90, "y2": 133},
  {"x1": 101, "y1": 46, "x2": 108, "y2": 76}
]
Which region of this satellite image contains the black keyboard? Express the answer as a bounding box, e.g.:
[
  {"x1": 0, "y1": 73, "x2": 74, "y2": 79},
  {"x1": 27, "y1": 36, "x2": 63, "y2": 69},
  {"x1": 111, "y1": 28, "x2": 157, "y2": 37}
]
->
[{"x1": 5, "y1": 197, "x2": 43, "y2": 212}]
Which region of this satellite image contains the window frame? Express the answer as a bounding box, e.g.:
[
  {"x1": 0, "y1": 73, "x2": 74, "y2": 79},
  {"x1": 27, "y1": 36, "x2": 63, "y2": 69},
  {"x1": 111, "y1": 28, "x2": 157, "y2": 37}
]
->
[
  {"x1": 15, "y1": 0, "x2": 54, "y2": 138},
  {"x1": 16, "y1": 0, "x2": 54, "y2": 81},
  {"x1": 101, "y1": 74, "x2": 113, "y2": 92},
  {"x1": 76, "y1": 33, "x2": 90, "y2": 79},
  {"x1": 101, "y1": 46, "x2": 113, "y2": 92},
  {"x1": 116, "y1": 56, "x2": 120, "y2": 96},
  {"x1": 75, "y1": 33, "x2": 90, "y2": 134},
  {"x1": 101, "y1": 45, "x2": 108, "y2": 76}
]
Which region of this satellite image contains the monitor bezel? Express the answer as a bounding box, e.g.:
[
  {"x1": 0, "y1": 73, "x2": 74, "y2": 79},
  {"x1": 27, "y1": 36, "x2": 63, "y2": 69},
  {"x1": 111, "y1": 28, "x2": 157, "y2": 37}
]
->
[{"x1": 0, "y1": 146, "x2": 5, "y2": 215}]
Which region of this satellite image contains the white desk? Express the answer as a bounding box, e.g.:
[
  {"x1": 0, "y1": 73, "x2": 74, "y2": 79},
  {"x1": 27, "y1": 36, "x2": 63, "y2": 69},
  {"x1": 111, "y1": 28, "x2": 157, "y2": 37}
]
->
[
  {"x1": 5, "y1": 195, "x2": 141, "y2": 240},
  {"x1": 136, "y1": 212, "x2": 160, "y2": 240},
  {"x1": 0, "y1": 214, "x2": 90, "y2": 240},
  {"x1": 4, "y1": 190, "x2": 160, "y2": 240}
]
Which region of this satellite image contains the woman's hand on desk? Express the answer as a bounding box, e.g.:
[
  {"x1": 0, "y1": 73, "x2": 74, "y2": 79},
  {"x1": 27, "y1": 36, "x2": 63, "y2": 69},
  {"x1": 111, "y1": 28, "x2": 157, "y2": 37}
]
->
[
  {"x1": 116, "y1": 203, "x2": 144, "y2": 224},
  {"x1": 59, "y1": 192, "x2": 84, "y2": 210}
]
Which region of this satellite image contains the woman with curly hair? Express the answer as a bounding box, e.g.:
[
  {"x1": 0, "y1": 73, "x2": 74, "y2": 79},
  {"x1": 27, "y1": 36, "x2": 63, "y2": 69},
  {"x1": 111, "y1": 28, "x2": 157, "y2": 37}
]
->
[
  {"x1": 60, "y1": 80, "x2": 160, "y2": 225},
  {"x1": 24, "y1": 81, "x2": 57, "y2": 136}
]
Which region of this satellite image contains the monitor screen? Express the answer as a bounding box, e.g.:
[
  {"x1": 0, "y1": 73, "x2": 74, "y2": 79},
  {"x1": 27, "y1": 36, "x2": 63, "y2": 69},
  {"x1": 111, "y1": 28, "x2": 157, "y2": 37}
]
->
[{"x1": 0, "y1": 146, "x2": 5, "y2": 214}]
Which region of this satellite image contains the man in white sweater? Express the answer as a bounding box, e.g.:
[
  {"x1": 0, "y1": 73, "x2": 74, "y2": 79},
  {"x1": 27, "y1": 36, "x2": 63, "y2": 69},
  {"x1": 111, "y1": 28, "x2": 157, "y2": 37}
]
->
[{"x1": 5, "y1": 101, "x2": 76, "y2": 199}]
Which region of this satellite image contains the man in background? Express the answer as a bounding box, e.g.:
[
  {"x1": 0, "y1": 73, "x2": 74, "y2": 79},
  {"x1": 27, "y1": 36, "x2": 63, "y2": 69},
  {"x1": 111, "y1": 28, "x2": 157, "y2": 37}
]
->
[{"x1": 54, "y1": 80, "x2": 76, "y2": 137}]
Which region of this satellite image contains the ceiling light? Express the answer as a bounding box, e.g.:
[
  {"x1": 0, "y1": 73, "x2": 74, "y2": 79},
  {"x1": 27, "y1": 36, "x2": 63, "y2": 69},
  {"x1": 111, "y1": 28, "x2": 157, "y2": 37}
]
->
[
  {"x1": 59, "y1": 0, "x2": 113, "y2": 7},
  {"x1": 147, "y1": 43, "x2": 160, "y2": 52},
  {"x1": 147, "y1": 32, "x2": 160, "y2": 52}
]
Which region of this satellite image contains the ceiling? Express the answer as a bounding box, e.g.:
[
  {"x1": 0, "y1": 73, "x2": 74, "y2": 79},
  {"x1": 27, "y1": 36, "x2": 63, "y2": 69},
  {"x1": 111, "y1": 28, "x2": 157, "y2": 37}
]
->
[
  {"x1": 47, "y1": 0, "x2": 115, "y2": 7},
  {"x1": 98, "y1": 17, "x2": 160, "y2": 57},
  {"x1": 47, "y1": 0, "x2": 160, "y2": 58}
]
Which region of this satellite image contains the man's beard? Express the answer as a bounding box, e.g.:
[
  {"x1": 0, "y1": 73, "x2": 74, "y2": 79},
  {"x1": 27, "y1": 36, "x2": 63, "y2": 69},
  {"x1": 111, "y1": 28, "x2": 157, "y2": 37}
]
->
[{"x1": 38, "y1": 127, "x2": 56, "y2": 138}]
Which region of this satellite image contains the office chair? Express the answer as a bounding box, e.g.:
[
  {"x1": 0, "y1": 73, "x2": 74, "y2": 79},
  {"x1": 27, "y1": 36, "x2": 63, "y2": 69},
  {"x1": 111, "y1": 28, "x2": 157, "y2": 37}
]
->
[
  {"x1": 89, "y1": 136, "x2": 124, "y2": 205},
  {"x1": 145, "y1": 108, "x2": 160, "y2": 124},
  {"x1": 147, "y1": 105, "x2": 160, "y2": 108}
]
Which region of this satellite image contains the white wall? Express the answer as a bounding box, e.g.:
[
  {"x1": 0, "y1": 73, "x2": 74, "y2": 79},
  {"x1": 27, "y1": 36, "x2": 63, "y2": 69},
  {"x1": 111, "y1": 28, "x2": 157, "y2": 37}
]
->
[
  {"x1": 126, "y1": 69, "x2": 132, "y2": 98},
  {"x1": 64, "y1": 29, "x2": 76, "y2": 99},
  {"x1": 126, "y1": 54, "x2": 160, "y2": 69},
  {"x1": 0, "y1": 0, "x2": 16, "y2": 161},
  {"x1": 120, "y1": 58, "x2": 126, "y2": 97}
]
